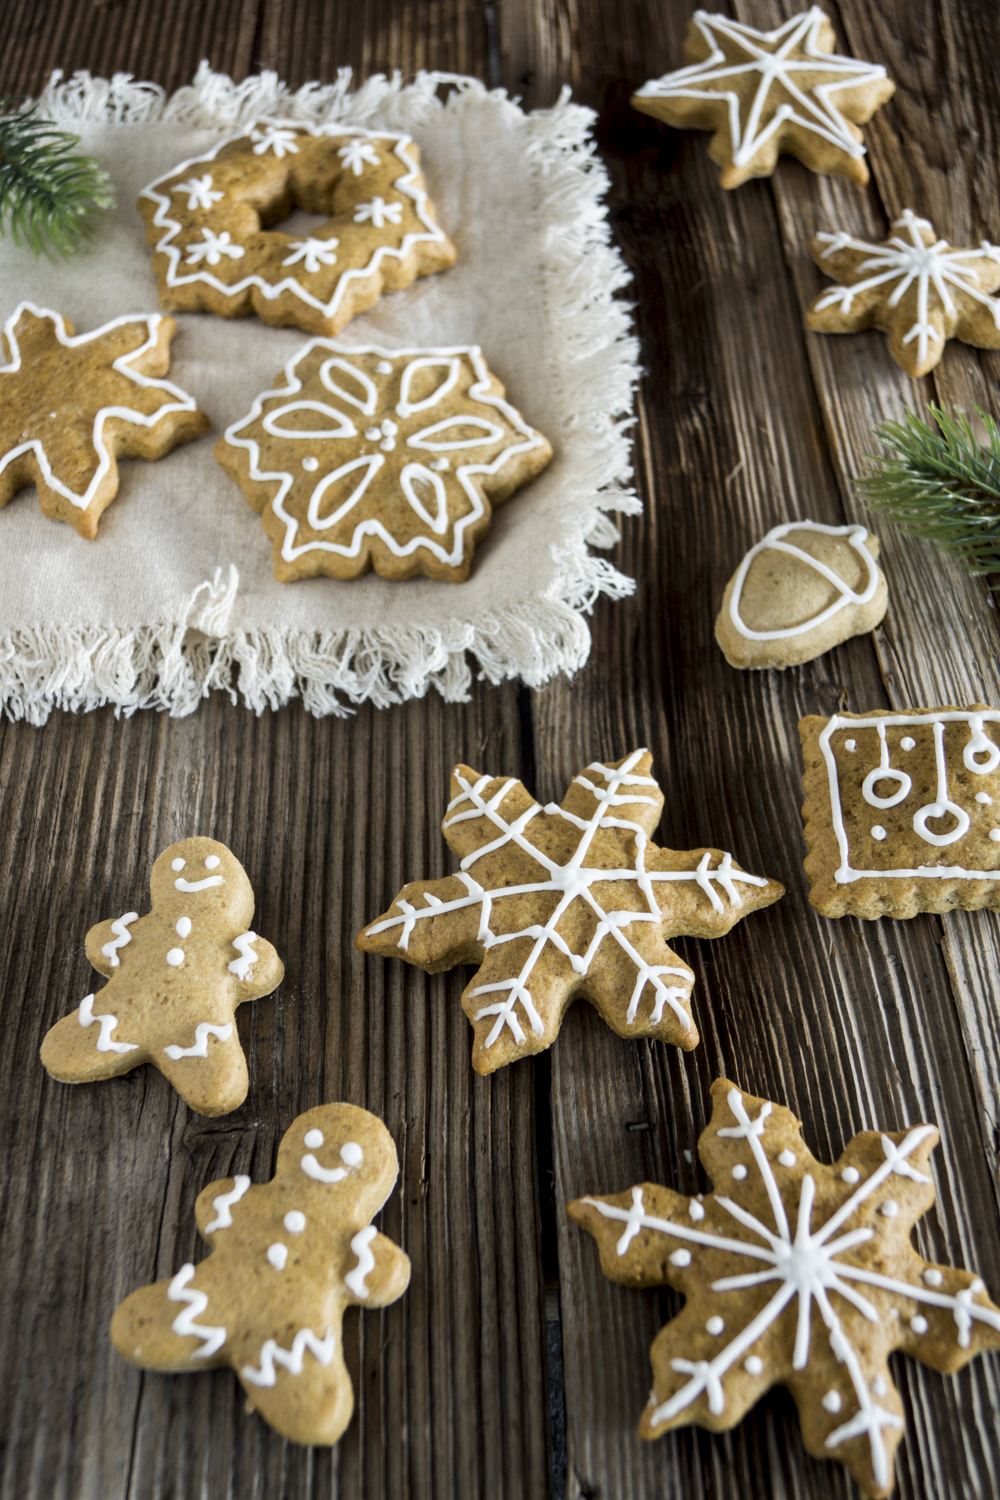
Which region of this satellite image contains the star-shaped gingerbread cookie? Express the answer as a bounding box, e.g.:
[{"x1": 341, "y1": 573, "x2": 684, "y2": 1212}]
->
[
  {"x1": 40, "y1": 837, "x2": 283, "y2": 1116},
  {"x1": 111, "y1": 1102, "x2": 410, "y2": 1445},
  {"x1": 807, "y1": 210, "x2": 1000, "y2": 377},
  {"x1": 632, "y1": 8, "x2": 894, "y2": 189},
  {"x1": 571, "y1": 1078, "x2": 1000, "y2": 1499},
  {"x1": 215, "y1": 341, "x2": 553, "y2": 582},
  {"x1": 0, "y1": 302, "x2": 208, "y2": 537},
  {"x1": 357, "y1": 750, "x2": 784, "y2": 1072}
]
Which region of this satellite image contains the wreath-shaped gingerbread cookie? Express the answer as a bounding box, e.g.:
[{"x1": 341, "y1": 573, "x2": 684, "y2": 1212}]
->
[{"x1": 138, "y1": 120, "x2": 456, "y2": 337}]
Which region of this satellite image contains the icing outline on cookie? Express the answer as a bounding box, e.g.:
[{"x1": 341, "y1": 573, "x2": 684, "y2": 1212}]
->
[{"x1": 728, "y1": 520, "x2": 880, "y2": 641}]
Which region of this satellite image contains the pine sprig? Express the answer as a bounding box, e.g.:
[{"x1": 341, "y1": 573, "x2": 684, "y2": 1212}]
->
[
  {"x1": 0, "y1": 96, "x2": 114, "y2": 257},
  {"x1": 855, "y1": 404, "x2": 1000, "y2": 586}
]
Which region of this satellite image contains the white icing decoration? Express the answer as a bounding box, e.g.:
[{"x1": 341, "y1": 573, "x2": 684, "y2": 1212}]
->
[
  {"x1": 670, "y1": 1249, "x2": 692, "y2": 1267},
  {"x1": 175, "y1": 874, "x2": 224, "y2": 892},
  {"x1": 338, "y1": 140, "x2": 381, "y2": 174},
  {"x1": 78, "y1": 992, "x2": 137, "y2": 1053},
  {"x1": 910, "y1": 1315, "x2": 928, "y2": 1334},
  {"x1": 304, "y1": 1128, "x2": 324, "y2": 1149},
  {"x1": 881, "y1": 1200, "x2": 899, "y2": 1218},
  {"x1": 580, "y1": 1090, "x2": 998, "y2": 1489},
  {"x1": 340, "y1": 1142, "x2": 364, "y2": 1166},
  {"x1": 166, "y1": 947, "x2": 185, "y2": 967},
  {"x1": 345, "y1": 1225, "x2": 378, "y2": 1297},
  {"x1": 823, "y1": 1390, "x2": 842, "y2": 1413},
  {"x1": 819, "y1": 711, "x2": 1000, "y2": 884},
  {"x1": 250, "y1": 125, "x2": 299, "y2": 157},
  {"x1": 205, "y1": 855, "x2": 221, "y2": 869},
  {"x1": 924, "y1": 1269, "x2": 944, "y2": 1287},
  {"x1": 990, "y1": 830, "x2": 1000, "y2": 842},
  {"x1": 728, "y1": 521, "x2": 880, "y2": 642},
  {"x1": 168, "y1": 1264, "x2": 226, "y2": 1357},
  {"x1": 205, "y1": 1174, "x2": 251, "y2": 1232},
  {"x1": 845, "y1": 740, "x2": 856, "y2": 751},
  {"x1": 778, "y1": 1150, "x2": 796, "y2": 1167},
  {"x1": 732, "y1": 1165, "x2": 748, "y2": 1180},
  {"x1": 407, "y1": 416, "x2": 505, "y2": 452},
  {"x1": 228, "y1": 932, "x2": 259, "y2": 981},
  {"x1": 814, "y1": 210, "x2": 1000, "y2": 371},
  {"x1": 396, "y1": 357, "x2": 461, "y2": 417},
  {"x1": 163, "y1": 1022, "x2": 234, "y2": 1059},
  {"x1": 706, "y1": 1316, "x2": 725, "y2": 1335},
  {"x1": 302, "y1": 456, "x2": 319, "y2": 471},
  {"x1": 282, "y1": 237, "x2": 339, "y2": 273},
  {"x1": 861, "y1": 725, "x2": 912, "y2": 809},
  {"x1": 267, "y1": 1243, "x2": 288, "y2": 1270},
  {"x1": 0, "y1": 304, "x2": 202, "y2": 515},
  {"x1": 241, "y1": 1327, "x2": 337, "y2": 1386},
  {"x1": 173, "y1": 174, "x2": 223, "y2": 210},
  {"x1": 354, "y1": 196, "x2": 403, "y2": 228},
  {"x1": 977, "y1": 792, "x2": 993, "y2": 804},
  {"x1": 102, "y1": 911, "x2": 139, "y2": 967},
  {"x1": 841, "y1": 1167, "x2": 860, "y2": 1184},
  {"x1": 284, "y1": 1210, "x2": 306, "y2": 1233},
  {"x1": 172, "y1": 858, "x2": 185, "y2": 871},
  {"x1": 901, "y1": 737, "x2": 916, "y2": 751},
  {"x1": 689, "y1": 1201, "x2": 705, "y2": 1221},
  {"x1": 301, "y1": 1155, "x2": 347, "y2": 1184},
  {"x1": 175, "y1": 917, "x2": 192, "y2": 938},
  {"x1": 300, "y1": 1138, "x2": 364, "y2": 1182},
  {"x1": 744, "y1": 1355, "x2": 763, "y2": 1376},
  {"x1": 185, "y1": 228, "x2": 244, "y2": 265},
  {"x1": 872, "y1": 1376, "x2": 889, "y2": 1398},
  {"x1": 633, "y1": 8, "x2": 889, "y2": 169},
  {"x1": 872, "y1": 826, "x2": 886, "y2": 841},
  {"x1": 365, "y1": 751, "x2": 770, "y2": 1048},
  {"x1": 376, "y1": 360, "x2": 393, "y2": 374},
  {"x1": 431, "y1": 457, "x2": 450, "y2": 471}
]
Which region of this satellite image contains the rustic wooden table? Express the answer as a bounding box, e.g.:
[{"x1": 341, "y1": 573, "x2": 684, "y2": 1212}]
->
[{"x1": 2, "y1": 2, "x2": 1000, "y2": 1497}]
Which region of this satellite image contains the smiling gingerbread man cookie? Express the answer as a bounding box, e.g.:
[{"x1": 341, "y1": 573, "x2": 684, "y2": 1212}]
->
[{"x1": 40, "y1": 837, "x2": 283, "y2": 1116}]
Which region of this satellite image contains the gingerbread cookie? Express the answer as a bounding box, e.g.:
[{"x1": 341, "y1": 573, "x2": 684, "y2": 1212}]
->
[
  {"x1": 357, "y1": 750, "x2": 783, "y2": 1072},
  {"x1": 40, "y1": 837, "x2": 283, "y2": 1116},
  {"x1": 216, "y1": 341, "x2": 553, "y2": 582},
  {"x1": 807, "y1": 210, "x2": 1000, "y2": 378},
  {"x1": 632, "y1": 8, "x2": 894, "y2": 189},
  {"x1": 139, "y1": 121, "x2": 456, "y2": 338},
  {"x1": 799, "y1": 705, "x2": 1000, "y2": 919},
  {"x1": 111, "y1": 1102, "x2": 409, "y2": 1445},
  {"x1": 570, "y1": 1077, "x2": 1000, "y2": 1499},
  {"x1": 715, "y1": 521, "x2": 888, "y2": 670},
  {"x1": 0, "y1": 302, "x2": 208, "y2": 538}
]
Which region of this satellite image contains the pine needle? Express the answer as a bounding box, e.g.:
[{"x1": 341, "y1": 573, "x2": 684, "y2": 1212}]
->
[
  {"x1": 854, "y1": 405, "x2": 1000, "y2": 587},
  {"x1": 0, "y1": 95, "x2": 114, "y2": 258}
]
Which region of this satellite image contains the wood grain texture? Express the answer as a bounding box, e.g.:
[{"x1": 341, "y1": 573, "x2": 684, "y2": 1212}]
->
[{"x1": 3, "y1": 2, "x2": 1000, "y2": 1499}]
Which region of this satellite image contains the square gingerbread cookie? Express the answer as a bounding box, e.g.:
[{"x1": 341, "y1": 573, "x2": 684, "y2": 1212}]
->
[{"x1": 799, "y1": 705, "x2": 1000, "y2": 918}]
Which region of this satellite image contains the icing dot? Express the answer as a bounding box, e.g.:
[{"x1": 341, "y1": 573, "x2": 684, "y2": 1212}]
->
[
  {"x1": 732, "y1": 1164, "x2": 748, "y2": 1180},
  {"x1": 890, "y1": 1308, "x2": 900, "y2": 1319},
  {"x1": 340, "y1": 1141, "x2": 364, "y2": 1166},
  {"x1": 744, "y1": 1356, "x2": 764, "y2": 1376},
  {"x1": 706, "y1": 1317, "x2": 724, "y2": 1336},
  {"x1": 901, "y1": 737, "x2": 916, "y2": 751},
  {"x1": 990, "y1": 830, "x2": 1000, "y2": 842},
  {"x1": 778, "y1": 1150, "x2": 796, "y2": 1167},
  {"x1": 284, "y1": 1210, "x2": 307, "y2": 1234},
  {"x1": 431, "y1": 457, "x2": 450, "y2": 471},
  {"x1": 845, "y1": 739, "x2": 857, "y2": 752},
  {"x1": 376, "y1": 360, "x2": 393, "y2": 374},
  {"x1": 302, "y1": 456, "x2": 319, "y2": 471},
  {"x1": 366, "y1": 426, "x2": 381, "y2": 441},
  {"x1": 910, "y1": 1315, "x2": 928, "y2": 1334},
  {"x1": 267, "y1": 1243, "x2": 288, "y2": 1271},
  {"x1": 872, "y1": 825, "x2": 887, "y2": 841},
  {"x1": 923, "y1": 1269, "x2": 944, "y2": 1287},
  {"x1": 689, "y1": 1200, "x2": 705, "y2": 1221},
  {"x1": 166, "y1": 948, "x2": 185, "y2": 967},
  {"x1": 669, "y1": 1249, "x2": 691, "y2": 1267},
  {"x1": 881, "y1": 1200, "x2": 899, "y2": 1218},
  {"x1": 977, "y1": 793, "x2": 993, "y2": 805},
  {"x1": 972, "y1": 1278, "x2": 985, "y2": 1293},
  {"x1": 171, "y1": 858, "x2": 185, "y2": 871},
  {"x1": 205, "y1": 855, "x2": 221, "y2": 869},
  {"x1": 380, "y1": 436, "x2": 396, "y2": 451},
  {"x1": 841, "y1": 1167, "x2": 860, "y2": 1184},
  {"x1": 872, "y1": 1376, "x2": 888, "y2": 1397},
  {"x1": 304, "y1": 1128, "x2": 324, "y2": 1149},
  {"x1": 175, "y1": 917, "x2": 192, "y2": 938},
  {"x1": 822, "y1": 1390, "x2": 842, "y2": 1413}
]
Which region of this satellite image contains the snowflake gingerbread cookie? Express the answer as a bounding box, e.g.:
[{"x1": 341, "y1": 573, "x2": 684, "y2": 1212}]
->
[
  {"x1": 806, "y1": 209, "x2": 1000, "y2": 378},
  {"x1": 138, "y1": 120, "x2": 456, "y2": 337},
  {"x1": 632, "y1": 7, "x2": 894, "y2": 189},
  {"x1": 357, "y1": 750, "x2": 784, "y2": 1072},
  {"x1": 799, "y1": 704, "x2": 1000, "y2": 919},
  {"x1": 0, "y1": 302, "x2": 207, "y2": 538},
  {"x1": 40, "y1": 837, "x2": 283, "y2": 1116},
  {"x1": 570, "y1": 1078, "x2": 1000, "y2": 1499},
  {"x1": 215, "y1": 341, "x2": 554, "y2": 582},
  {"x1": 111, "y1": 1102, "x2": 410, "y2": 1445}
]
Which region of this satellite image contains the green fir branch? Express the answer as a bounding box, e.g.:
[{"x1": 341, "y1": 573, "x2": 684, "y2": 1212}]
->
[
  {"x1": 854, "y1": 405, "x2": 1000, "y2": 587},
  {"x1": 0, "y1": 96, "x2": 114, "y2": 257}
]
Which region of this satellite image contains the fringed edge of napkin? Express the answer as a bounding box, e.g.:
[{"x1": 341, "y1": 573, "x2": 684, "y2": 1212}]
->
[{"x1": 5, "y1": 66, "x2": 640, "y2": 724}]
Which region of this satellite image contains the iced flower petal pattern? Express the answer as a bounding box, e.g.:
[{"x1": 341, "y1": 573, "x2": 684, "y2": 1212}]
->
[{"x1": 250, "y1": 125, "x2": 300, "y2": 157}]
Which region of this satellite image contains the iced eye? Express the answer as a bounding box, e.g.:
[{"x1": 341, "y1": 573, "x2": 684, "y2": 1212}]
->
[
  {"x1": 284, "y1": 1211, "x2": 306, "y2": 1233},
  {"x1": 205, "y1": 855, "x2": 221, "y2": 869},
  {"x1": 304, "y1": 1128, "x2": 324, "y2": 1149},
  {"x1": 340, "y1": 1142, "x2": 363, "y2": 1167},
  {"x1": 171, "y1": 858, "x2": 186, "y2": 871}
]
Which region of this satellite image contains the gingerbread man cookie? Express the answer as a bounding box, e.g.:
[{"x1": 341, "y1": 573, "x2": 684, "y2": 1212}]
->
[
  {"x1": 216, "y1": 341, "x2": 553, "y2": 582},
  {"x1": 571, "y1": 1078, "x2": 1000, "y2": 1499},
  {"x1": 139, "y1": 121, "x2": 456, "y2": 337},
  {"x1": 0, "y1": 302, "x2": 208, "y2": 538},
  {"x1": 632, "y1": 8, "x2": 894, "y2": 189},
  {"x1": 357, "y1": 750, "x2": 783, "y2": 1072},
  {"x1": 40, "y1": 837, "x2": 283, "y2": 1116},
  {"x1": 111, "y1": 1102, "x2": 410, "y2": 1445}
]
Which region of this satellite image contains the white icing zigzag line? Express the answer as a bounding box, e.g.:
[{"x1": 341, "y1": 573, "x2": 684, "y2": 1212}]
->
[
  {"x1": 204, "y1": 1174, "x2": 251, "y2": 1233},
  {"x1": 0, "y1": 303, "x2": 202, "y2": 512},
  {"x1": 814, "y1": 210, "x2": 1000, "y2": 371},
  {"x1": 345, "y1": 1226, "x2": 378, "y2": 1298},
  {"x1": 101, "y1": 911, "x2": 139, "y2": 967},
  {"x1": 366, "y1": 749, "x2": 769, "y2": 1047},
  {"x1": 223, "y1": 344, "x2": 547, "y2": 569},
  {"x1": 228, "y1": 932, "x2": 259, "y2": 981},
  {"x1": 582, "y1": 1089, "x2": 1000, "y2": 1492},
  {"x1": 163, "y1": 1022, "x2": 234, "y2": 1060},
  {"x1": 78, "y1": 993, "x2": 138, "y2": 1053},
  {"x1": 241, "y1": 1327, "x2": 337, "y2": 1386},
  {"x1": 168, "y1": 1263, "x2": 227, "y2": 1357},
  {"x1": 729, "y1": 521, "x2": 879, "y2": 641},
  {"x1": 139, "y1": 122, "x2": 447, "y2": 321},
  {"x1": 634, "y1": 7, "x2": 889, "y2": 168}
]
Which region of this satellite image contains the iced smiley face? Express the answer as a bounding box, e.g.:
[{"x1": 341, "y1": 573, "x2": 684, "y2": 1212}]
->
[{"x1": 214, "y1": 343, "x2": 554, "y2": 582}]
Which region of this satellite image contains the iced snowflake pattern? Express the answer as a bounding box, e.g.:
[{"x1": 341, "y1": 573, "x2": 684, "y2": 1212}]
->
[
  {"x1": 185, "y1": 228, "x2": 244, "y2": 266},
  {"x1": 354, "y1": 196, "x2": 403, "y2": 229},
  {"x1": 338, "y1": 140, "x2": 381, "y2": 175},
  {"x1": 571, "y1": 1080, "x2": 1000, "y2": 1498},
  {"x1": 282, "y1": 237, "x2": 340, "y2": 273},
  {"x1": 250, "y1": 125, "x2": 300, "y2": 158},
  {"x1": 173, "y1": 174, "x2": 224, "y2": 211}
]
